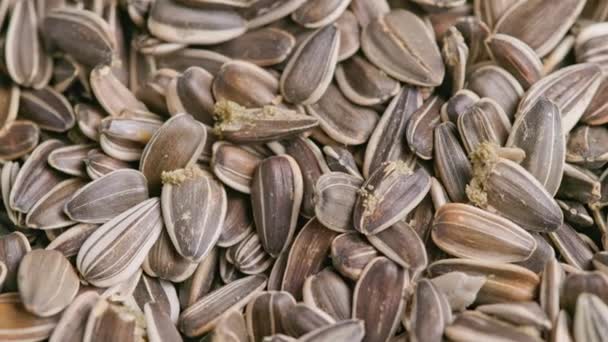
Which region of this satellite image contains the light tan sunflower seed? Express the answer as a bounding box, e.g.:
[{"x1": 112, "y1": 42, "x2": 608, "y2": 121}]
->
[
  {"x1": 0, "y1": 232, "x2": 30, "y2": 292},
  {"x1": 0, "y1": 292, "x2": 60, "y2": 341},
  {"x1": 291, "y1": 0, "x2": 350, "y2": 28},
  {"x1": 367, "y1": 220, "x2": 427, "y2": 272},
  {"x1": 282, "y1": 218, "x2": 338, "y2": 299},
  {"x1": 143, "y1": 229, "x2": 198, "y2": 282},
  {"x1": 336, "y1": 10, "x2": 360, "y2": 61},
  {"x1": 467, "y1": 143, "x2": 563, "y2": 232},
  {"x1": 314, "y1": 172, "x2": 362, "y2": 233},
  {"x1": 283, "y1": 303, "x2": 335, "y2": 337},
  {"x1": 245, "y1": 291, "x2": 296, "y2": 342},
  {"x1": 428, "y1": 259, "x2": 540, "y2": 304},
  {"x1": 213, "y1": 60, "x2": 279, "y2": 108},
  {"x1": 331, "y1": 232, "x2": 378, "y2": 281},
  {"x1": 477, "y1": 301, "x2": 551, "y2": 330},
  {"x1": 166, "y1": 66, "x2": 215, "y2": 125},
  {"x1": 179, "y1": 275, "x2": 267, "y2": 337},
  {"x1": 133, "y1": 273, "x2": 180, "y2": 323},
  {"x1": 65, "y1": 169, "x2": 149, "y2": 224},
  {"x1": 354, "y1": 161, "x2": 431, "y2": 235},
  {"x1": 506, "y1": 98, "x2": 564, "y2": 196},
  {"x1": 46, "y1": 223, "x2": 99, "y2": 258},
  {"x1": 486, "y1": 34, "x2": 543, "y2": 90},
  {"x1": 280, "y1": 24, "x2": 340, "y2": 105},
  {"x1": 407, "y1": 278, "x2": 452, "y2": 342},
  {"x1": 363, "y1": 87, "x2": 421, "y2": 177},
  {"x1": 43, "y1": 8, "x2": 116, "y2": 67},
  {"x1": 211, "y1": 141, "x2": 263, "y2": 194},
  {"x1": 297, "y1": 320, "x2": 365, "y2": 342},
  {"x1": 25, "y1": 178, "x2": 85, "y2": 229},
  {"x1": 305, "y1": 83, "x2": 378, "y2": 145},
  {"x1": 431, "y1": 272, "x2": 486, "y2": 311},
  {"x1": 432, "y1": 203, "x2": 537, "y2": 263},
  {"x1": 518, "y1": 63, "x2": 603, "y2": 134},
  {"x1": 551, "y1": 310, "x2": 574, "y2": 342},
  {"x1": 0, "y1": 120, "x2": 40, "y2": 161},
  {"x1": 140, "y1": 114, "x2": 206, "y2": 193},
  {"x1": 19, "y1": 87, "x2": 76, "y2": 133},
  {"x1": 214, "y1": 28, "x2": 295, "y2": 67},
  {"x1": 353, "y1": 257, "x2": 409, "y2": 342},
  {"x1": 10, "y1": 139, "x2": 65, "y2": 214},
  {"x1": 161, "y1": 166, "x2": 226, "y2": 262},
  {"x1": 251, "y1": 155, "x2": 303, "y2": 257},
  {"x1": 445, "y1": 311, "x2": 544, "y2": 342},
  {"x1": 335, "y1": 56, "x2": 400, "y2": 107},
  {"x1": 91, "y1": 65, "x2": 148, "y2": 117},
  {"x1": 466, "y1": 65, "x2": 524, "y2": 119},
  {"x1": 76, "y1": 197, "x2": 163, "y2": 287},
  {"x1": 83, "y1": 299, "x2": 145, "y2": 342},
  {"x1": 212, "y1": 310, "x2": 248, "y2": 342},
  {"x1": 302, "y1": 268, "x2": 351, "y2": 321},
  {"x1": 49, "y1": 291, "x2": 99, "y2": 342},
  {"x1": 144, "y1": 302, "x2": 183, "y2": 342},
  {"x1": 214, "y1": 101, "x2": 318, "y2": 144},
  {"x1": 48, "y1": 144, "x2": 96, "y2": 177},
  {"x1": 548, "y1": 223, "x2": 594, "y2": 270},
  {"x1": 495, "y1": 0, "x2": 585, "y2": 58},
  {"x1": 434, "y1": 122, "x2": 472, "y2": 202},
  {"x1": 567, "y1": 125, "x2": 608, "y2": 169},
  {"x1": 18, "y1": 249, "x2": 79, "y2": 317}
]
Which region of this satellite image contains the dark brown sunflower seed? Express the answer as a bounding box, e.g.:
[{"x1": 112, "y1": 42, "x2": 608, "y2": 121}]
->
[
  {"x1": 331, "y1": 232, "x2": 379, "y2": 281},
  {"x1": 353, "y1": 257, "x2": 409, "y2": 342},
  {"x1": 25, "y1": 178, "x2": 85, "y2": 229},
  {"x1": 567, "y1": 125, "x2": 608, "y2": 170},
  {"x1": 45, "y1": 223, "x2": 99, "y2": 258},
  {"x1": 0, "y1": 232, "x2": 31, "y2": 292},
  {"x1": 218, "y1": 191, "x2": 254, "y2": 248},
  {"x1": 0, "y1": 120, "x2": 40, "y2": 161},
  {"x1": 291, "y1": 0, "x2": 350, "y2": 28},
  {"x1": 322, "y1": 145, "x2": 363, "y2": 179},
  {"x1": 133, "y1": 273, "x2": 180, "y2": 323},
  {"x1": 283, "y1": 303, "x2": 335, "y2": 337},
  {"x1": 213, "y1": 60, "x2": 279, "y2": 108},
  {"x1": 335, "y1": 56, "x2": 400, "y2": 107},
  {"x1": 486, "y1": 34, "x2": 543, "y2": 89},
  {"x1": 557, "y1": 163, "x2": 602, "y2": 204},
  {"x1": 179, "y1": 247, "x2": 218, "y2": 308},
  {"x1": 582, "y1": 77, "x2": 608, "y2": 125},
  {"x1": 406, "y1": 96, "x2": 443, "y2": 160},
  {"x1": 407, "y1": 278, "x2": 452, "y2": 342},
  {"x1": 226, "y1": 231, "x2": 274, "y2": 275},
  {"x1": 367, "y1": 220, "x2": 427, "y2": 272},
  {"x1": 211, "y1": 142, "x2": 264, "y2": 194},
  {"x1": 48, "y1": 144, "x2": 95, "y2": 177},
  {"x1": 302, "y1": 268, "x2": 351, "y2": 321},
  {"x1": 561, "y1": 271, "x2": 608, "y2": 312},
  {"x1": 297, "y1": 320, "x2": 365, "y2": 342},
  {"x1": 19, "y1": 87, "x2": 76, "y2": 133},
  {"x1": 466, "y1": 65, "x2": 524, "y2": 119},
  {"x1": 548, "y1": 223, "x2": 594, "y2": 270},
  {"x1": 214, "y1": 28, "x2": 295, "y2": 66},
  {"x1": 457, "y1": 100, "x2": 510, "y2": 155},
  {"x1": 434, "y1": 122, "x2": 472, "y2": 202},
  {"x1": 314, "y1": 172, "x2": 362, "y2": 233},
  {"x1": 440, "y1": 89, "x2": 479, "y2": 124},
  {"x1": 442, "y1": 26, "x2": 469, "y2": 95},
  {"x1": 166, "y1": 66, "x2": 215, "y2": 125},
  {"x1": 246, "y1": 291, "x2": 296, "y2": 342},
  {"x1": 362, "y1": 10, "x2": 445, "y2": 86},
  {"x1": 143, "y1": 229, "x2": 198, "y2": 282}
]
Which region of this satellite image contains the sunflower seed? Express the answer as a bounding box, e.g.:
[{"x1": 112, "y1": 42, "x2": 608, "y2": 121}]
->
[
  {"x1": 0, "y1": 292, "x2": 60, "y2": 341},
  {"x1": 314, "y1": 172, "x2": 361, "y2": 233},
  {"x1": 212, "y1": 310, "x2": 248, "y2": 342},
  {"x1": 142, "y1": 229, "x2": 198, "y2": 282},
  {"x1": 330, "y1": 232, "x2": 378, "y2": 281},
  {"x1": 445, "y1": 311, "x2": 543, "y2": 342},
  {"x1": 291, "y1": 0, "x2": 350, "y2": 28},
  {"x1": 406, "y1": 96, "x2": 443, "y2": 160},
  {"x1": 283, "y1": 303, "x2": 335, "y2": 337},
  {"x1": 336, "y1": 10, "x2": 360, "y2": 61},
  {"x1": 558, "y1": 163, "x2": 602, "y2": 204},
  {"x1": 548, "y1": 223, "x2": 594, "y2": 270},
  {"x1": 0, "y1": 77, "x2": 19, "y2": 130},
  {"x1": 335, "y1": 56, "x2": 400, "y2": 107},
  {"x1": 582, "y1": 77, "x2": 608, "y2": 125},
  {"x1": 486, "y1": 34, "x2": 543, "y2": 90},
  {"x1": 430, "y1": 272, "x2": 486, "y2": 311},
  {"x1": 19, "y1": 86, "x2": 75, "y2": 133},
  {"x1": 213, "y1": 61, "x2": 279, "y2": 108},
  {"x1": 466, "y1": 65, "x2": 524, "y2": 119},
  {"x1": 302, "y1": 268, "x2": 351, "y2": 321},
  {"x1": 298, "y1": 320, "x2": 365, "y2": 342},
  {"x1": 434, "y1": 122, "x2": 472, "y2": 202},
  {"x1": 47, "y1": 144, "x2": 95, "y2": 177},
  {"x1": 245, "y1": 291, "x2": 296, "y2": 342},
  {"x1": 407, "y1": 278, "x2": 452, "y2": 342},
  {"x1": 442, "y1": 27, "x2": 468, "y2": 95},
  {"x1": 25, "y1": 178, "x2": 84, "y2": 229},
  {"x1": 214, "y1": 28, "x2": 295, "y2": 67},
  {"x1": 567, "y1": 125, "x2": 608, "y2": 169},
  {"x1": 457, "y1": 100, "x2": 510, "y2": 155},
  {"x1": 133, "y1": 273, "x2": 180, "y2": 323},
  {"x1": 367, "y1": 220, "x2": 427, "y2": 273},
  {"x1": 49, "y1": 291, "x2": 99, "y2": 342},
  {"x1": 574, "y1": 293, "x2": 608, "y2": 342},
  {"x1": 350, "y1": 0, "x2": 389, "y2": 26},
  {"x1": 145, "y1": 302, "x2": 183, "y2": 342},
  {"x1": 91, "y1": 65, "x2": 148, "y2": 117},
  {"x1": 440, "y1": 89, "x2": 479, "y2": 124},
  {"x1": 0, "y1": 120, "x2": 40, "y2": 161},
  {"x1": 473, "y1": 0, "x2": 518, "y2": 29},
  {"x1": 83, "y1": 298, "x2": 145, "y2": 342}
]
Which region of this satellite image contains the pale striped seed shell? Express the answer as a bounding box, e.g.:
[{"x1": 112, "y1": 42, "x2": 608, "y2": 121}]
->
[
  {"x1": 133, "y1": 274, "x2": 180, "y2": 323},
  {"x1": 251, "y1": 155, "x2": 303, "y2": 257},
  {"x1": 214, "y1": 101, "x2": 318, "y2": 144},
  {"x1": 166, "y1": 66, "x2": 215, "y2": 125},
  {"x1": 314, "y1": 172, "x2": 362, "y2": 233},
  {"x1": 214, "y1": 28, "x2": 296, "y2": 67},
  {"x1": 434, "y1": 122, "x2": 472, "y2": 202},
  {"x1": 518, "y1": 63, "x2": 603, "y2": 134},
  {"x1": 140, "y1": 114, "x2": 206, "y2": 193},
  {"x1": 354, "y1": 161, "x2": 431, "y2": 235},
  {"x1": 494, "y1": 0, "x2": 585, "y2": 57},
  {"x1": 25, "y1": 178, "x2": 85, "y2": 229},
  {"x1": 428, "y1": 259, "x2": 540, "y2": 304},
  {"x1": 91, "y1": 65, "x2": 148, "y2": 117},
  {"x1": 76, "y1": 197, "x2": 163, "y2": 287},
  {"x1": 213, "y1": 60, "x2": 279, "y2": 108},
  {"x1": 245, "y1": 291, "x2": 296, "y2": 342},
  {"x1": 19, "y1": 87, "x2": 75, "y2": 133},
  {"x1": 548, "y1": 223, "x2": 594, "y2": 270},
  {"x1": 143, "y1": 229, "x2": 198, "y2": 282},
  {"x1": 0, "y1": 120, "x2": 40, "y2": 161},
  {"x1": 161, "y1": 166, "x2": 226, "y2": 262},
  {"x1": 49, "y1": 291, "x2": 100, "y2": 342},
  {"x1": 367, "y1": 220, "x2": 428, "y2": 271},
  {"x1": 442, "y1": 26, "x2": 468, "y2": 95},
  {"x1": 43, "y1": 8, "x2": 116, "y2": 67},
  {"x1": 226, "y1": 232, "x2": 273, "y2": 275},
  {"x1": 212, "y1": 141, "x2": 263, "y2": 194},
  {"x1": 551, "y1": 310, "x2": 573, "y2": 342},
  {"x1": 330, "y1": 232, "x2": 378, "y2": 281},
  {"x1": 10, "y1": 139, "x2": 65, "y2": 214},
  {"x1": 75, "y1": 104, "x2": 106, "y2": 142},
  {"x1": 82, "y1": 299, "x2": 145, "y2": 342},
  {"x1": 430, "y1": 272, "x2": 486, "y2": 311},
  {"x1": 486, "y1": 33, "x2": 543, "y2": 89},
  {"x1": 284, "y1": 303, "x2": 335, "y2": 337},
  {"x1": 445, "y1": 311, "x2": 543, "y2": 342},
  {"x1": 46, "y1": 223, "x2": 99, "y2": 258},
  {"x1": 361, "y1": 10, "x2": 445, "y2": 86},
  {"x1": 48, "y1": 144, "x2": 96, "y2": 177},
  {"x1": 353, "y1": 257, "x2": 409, "y2": 342},
  {"x1": 406, "y1": 96, "x2": 443, "y2": 160},
  {"x1": 305, "y1": 83, "x2": 378, "y2": 145},
  {"x1": 297, "y1": 320, "x2": 365, "y2": 342},
  {"x1": 363, "y1": 86, "x2": 421, "y2": 178},
  {"x1": 432, "y1": 203, "x2": 537, "y2": 263},
  {"x1": 212, "y1": 310, "x2": 248, "y2": 342},
  {"x1": 65, "y1": 169, "x2": 149, "y2": 224},
  {"x1": 336, "y1": 10, "x2": 360, "y2": 61},
  {"x1": 291, "y1": 0, "x2": 350, "y2": 28},
  {"x1": 243, "y1": 0, "x2": 308, "y2": 30},
  {"x1": 218, "y1": 191, "x2": 254, "y2": 248},
  {"x1": 179, "y1": 247, "x2": 218, "y2": 308},
  {"x1": 407, "y1": 278, "x2": 452, "y2": 342},
  {"x1": 335, "y1": 55, "x2": 400, "y2": 107},
  {"x1": 574, "y1": 293, "x2": 608, "y2": 342},
  {"x1": 0, "y1": 232, "x2": 31, "y2": 292},
  {"x1": 575, "y1": 23, "x2": 608, "y2": 72},
  {"x1": 567, "y1": 125, "x2": 608, "y2": 169},
  {"x1": 179, "y1": 275, "x2": 267, "y2": 337},
  {"x1": 477, "y1": 302, "x2": 551, "y2": 330},
  {"x1": 302, "y1": 268, "x2": 352, "y2": 321},
  {"x1": 18, "y1": 250, "x2": 80, "y2": 317},
  {"x1": 0, "y1": 293, "x2": 60, "y2": 341},
  {"x1": 280, "y1": 24, "x2": 340, "y2": 105},
  {"x1": 0, "y1": 77, "x2": 19, "y2": 130},
  {"x1": 148, "y1": 0, "x2": 246, "y2": 44},
  {"x1": 466, "y1": 65, "x2": 523, "y2": 119},
  {"x1": 145, "y1": 302, "x2": 183, "y2": 342}
]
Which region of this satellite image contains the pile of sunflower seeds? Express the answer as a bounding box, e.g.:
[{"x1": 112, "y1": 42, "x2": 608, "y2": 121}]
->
[{"x1": 3, "y1": 0, "x2": 608, "y2": 341}]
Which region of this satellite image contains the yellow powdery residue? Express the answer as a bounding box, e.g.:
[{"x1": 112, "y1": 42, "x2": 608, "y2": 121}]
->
[{"x1": 161, "y1": 165, "x2": 206, "y2": 185}]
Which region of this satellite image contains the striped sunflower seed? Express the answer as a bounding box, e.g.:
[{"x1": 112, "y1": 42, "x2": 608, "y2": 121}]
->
[
  {"x1": 212, "y1": 310, "x2": 248, "y2": 342},
  {"x1": 476, "y1": 302, "x2": 551, "y2": 330},
  {"x1": 440, "y1": 89, "x2": 479, "y2": 124},
  {"x1": 214, "y1": 28, "x2": 295, "y2": 67},
  {"x1": 486, "y1": 33, "x2": 543, "y2": 89},
  {"x1": 49, "y1": 291, "x2": 99, "y2": 342},
  {"x1": 466, "y1": 65, "x2": 524, "y2": 119},
  {"x1": 46, "y1": 223, "x2": 99, "y2": 258},
  {"x1": 407, "y1": 278, "x2": 452, "y2": 342},
  {"x1": 0, "y1": 77, "x2": 19, "y2": 130},
  {"x1": 211, "y1": 141, "x2": 264, "y2": 194},
  {"x1": 314, "y1": 172, "x2": 361, "y2": 233},
  {"x1": 582, "y1": 77, "x2": 608, "y2": 125},
  {"x1": 297, "y1": 320, "x2": 364, "y2": 342},
  {"x1": 291, "y1": 0, "x2": 350, "y2": 28},
  {"x1": 442, "y1": 27, "x2": 469, "y2": 94},
  {"x1": 0, "y1": 120, "x2": 40, "y2": 161},
  {"x1": 18, "y1": 249, "x2": 80, "y2": 317},
  {"x1": 0, "y1": 292, "x2": 60, "y2": 341},
  {"x1": 454, "y1": 17, "x2": 490, "y2": 65},
  {"x1": 473, "y1": 0, "x2": 518, "y2": 29},
  {"x1": 245, "y1": 291, "x2": 296, "y2": 342},
  {"x1": 302, "y1": 268, "x2": 351, "y2": 321},
  {"x1": 574, "y1": 293, "x2": 608, "y2": 342},
  {"x1": 283, "y1": 303, "x2": 335, "y2": 337},
  {"x1": 19, "y1": 86, "x2": 75, "y2": 133},
  {"x1": 144, "y1": 302, "x2": 184, "y2": 342},
  {"x1": 166, "y1": 66, "x2": 215, "y2": 125},
  {"x1": 330, "y1": 232, "x2": 378, "y2": 281},
  {"x1": 161, "y1": 166, "x2": 226, "y2": 262},
  {"x1": 361, "y1": 10, "x2": 445, "y2": 86},
  {"x1": 133, "y1": 273, "x2": 180, "y2": 323},
  {"x1": 335, "y1": 10, "x2": 361, "y2": 61},
  {"x1": 179, "y1": 247, "x2": 218, "y2": 308},
  {"x1": 213, "y1": 60, "x2": 279, "y2": 108},
  {"x1": 367, "y1": 220, "x2": 427, "y2": 272},
  {"x1": 25, "y1": 178, "x2": 85, "y2": 229},
  {"x1": 76, "y1": 197, "x2": 163, "y2": 287},
  {"x1": 322, "y1": 145, "x2": 362, "y2": 179},
  {"x1": 548, "y1": 223, "x2": 594, "y2": 270},
  {"x1": 445, "y1": 311, "x2": 543, "y2": 342},
  {"x1": 226, "y1": 231, "x2": 274, "y2": 275},
  {"x1": 83, "y1": 298, "x2": 146, "y2": 342},
  {"x1": 0, "y1": 232, "x2": 31, "y2": 292},
  {"x1": 457, "y1": 100, "x2": 510, "y2": 155},
  {"x1": 65, "y1": 169, "x2": 149, "y2": 224},
  {"x1": 350, "y1": 0, "x2": 389, "y2": 27},
  {"x1": 242, "y1": 0, "x2": 308, "y2": 29},
  {"x1": 218, "y1": 191, "x2": 254, "y2": 248},
  {"x1": 90, "y1": 65, "x2": 148, "y2": 117},
  {"x1": 406, "y1": 96, "x2": 444, "y2": 160},
  {"x1": 48, "y1": 144, "x2": 96, "y2": 177},
  {"x1": 434, "y1": 122, "x2": 472, "y2": 202},
  {"x1": 143, "y1": 229, "x2": 198, "y2": 282},
  {"x1": 567, "y1": 125, "x2": 608, "y2": 170},
  {"x1": 354, "y1": 160, "x2": 431, "y2": 235}
]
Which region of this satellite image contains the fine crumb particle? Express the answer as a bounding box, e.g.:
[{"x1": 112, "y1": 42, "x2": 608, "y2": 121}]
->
[
  {"x1": 384, "y1": 160, "x2": 414, "y2": 176},
  {"x1": 358, "y1": 188, "x2": 379, "y2": 217},
  {"x1": 466, "y1": 142, "x2": 500, "y2": 207},
  {"x1": 161, "y1": 165, "x2": 206, "y2": 185},
  {"x1": 466, "y1": 179, "x2": 488, "y2": 207}
]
